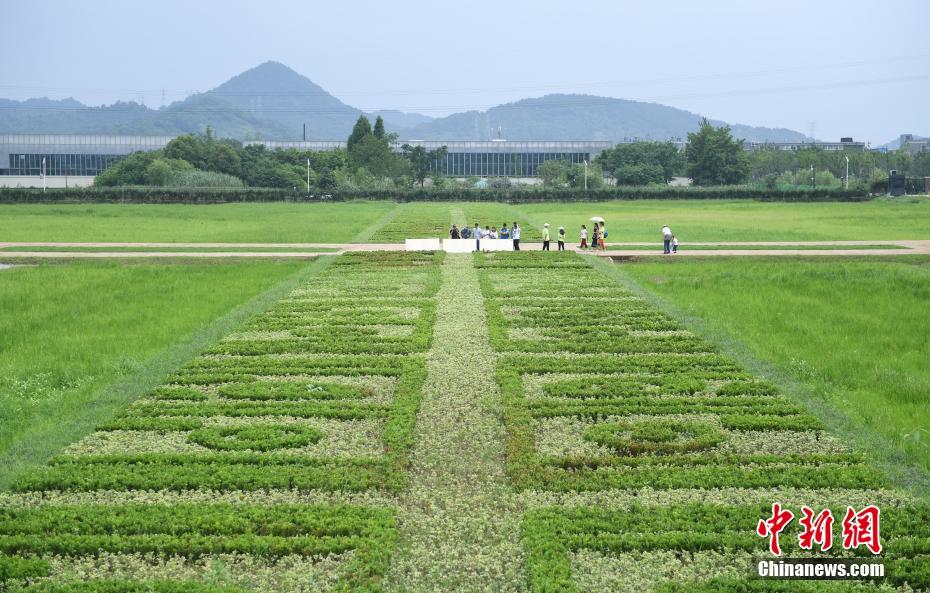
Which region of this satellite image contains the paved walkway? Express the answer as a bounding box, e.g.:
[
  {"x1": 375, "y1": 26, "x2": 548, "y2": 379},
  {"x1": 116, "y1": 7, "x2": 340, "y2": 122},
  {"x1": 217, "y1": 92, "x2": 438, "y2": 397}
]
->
[{"x1": 0, "y1": 240, "x2": 927, "y2": 258}]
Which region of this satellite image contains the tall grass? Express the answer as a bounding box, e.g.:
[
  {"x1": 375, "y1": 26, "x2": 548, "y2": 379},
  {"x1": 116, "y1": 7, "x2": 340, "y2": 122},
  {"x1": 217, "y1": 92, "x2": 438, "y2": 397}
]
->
[
  {"x1": 0, "y1": 259, "x2": 305, "y2": 477},
  {"x1": 623, "y1": 256, "x2": 930, "y2": 473}
]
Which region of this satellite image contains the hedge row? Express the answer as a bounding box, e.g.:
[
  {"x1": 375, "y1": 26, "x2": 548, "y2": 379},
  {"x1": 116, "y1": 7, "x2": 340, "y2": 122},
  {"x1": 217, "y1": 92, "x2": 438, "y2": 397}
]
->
[{"x1": 0, "y1": 185, "x2": 871, "y2": 204}]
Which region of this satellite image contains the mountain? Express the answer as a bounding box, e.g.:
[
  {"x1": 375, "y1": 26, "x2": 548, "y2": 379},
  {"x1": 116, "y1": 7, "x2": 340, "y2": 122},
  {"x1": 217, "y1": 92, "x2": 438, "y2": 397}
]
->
[
  {"x1": 202, "y1": 61, "x2": 362, "y2": 139},
  {"x1": 401, "y1": 94, "x2": 808, "y2": 143},
  {"x1": 0, "y1": 97, "x2": 150, "y2": 133},
  {"x1": 367, "y1": 109, "x2": 434, "y2": 131},
  {"x1": 0, "y1": 64, "x2": 809, "y2": 143}
]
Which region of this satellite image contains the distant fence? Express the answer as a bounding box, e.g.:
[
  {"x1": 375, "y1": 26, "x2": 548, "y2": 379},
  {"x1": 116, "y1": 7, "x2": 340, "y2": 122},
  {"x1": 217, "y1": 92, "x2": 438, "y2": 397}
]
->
[{"x1": 0, "y1": 185, "x2": 873, "y2": 204}]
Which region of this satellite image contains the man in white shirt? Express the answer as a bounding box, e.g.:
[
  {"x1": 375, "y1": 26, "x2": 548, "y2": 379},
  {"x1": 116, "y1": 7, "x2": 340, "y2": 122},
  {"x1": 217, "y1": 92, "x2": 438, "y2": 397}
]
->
[
  {"x1": 473, "y1": 223, "x2": 481, "y2": 251},
  {"x1": 662, "y1": 225, "x2": 673, "y2": 254},
  {"x1": 512, "y1": 222, "x2": 521, "y2": 251}
]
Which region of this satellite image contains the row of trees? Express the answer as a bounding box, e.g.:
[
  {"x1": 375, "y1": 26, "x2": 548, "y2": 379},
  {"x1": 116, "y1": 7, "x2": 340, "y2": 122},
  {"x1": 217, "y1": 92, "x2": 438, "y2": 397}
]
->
[
  {"x1": 95, "y1": 118, "x2": 927, "y2": 191},
  {"x1": 97, "y1": 118, "x2": 449, "y2": 190}
]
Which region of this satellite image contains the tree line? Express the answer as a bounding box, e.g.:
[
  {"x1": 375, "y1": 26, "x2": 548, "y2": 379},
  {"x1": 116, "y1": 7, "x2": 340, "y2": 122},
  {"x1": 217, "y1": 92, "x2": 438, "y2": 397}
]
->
[{"x1": 95, "y1": 117, "x2": 928, "y2": 191}]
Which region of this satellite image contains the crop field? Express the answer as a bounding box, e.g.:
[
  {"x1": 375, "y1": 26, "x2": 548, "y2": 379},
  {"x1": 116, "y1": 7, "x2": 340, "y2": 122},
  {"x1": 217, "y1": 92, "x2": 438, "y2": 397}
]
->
[
  {"x1": 1, "y1": 251, "x2": 928, "y2": 592},
  {"x1": 622, "y1": 256, "x2": 930, "y2": 473},
  {"x1": 2, "y1": 198, "x2": 929, "y2": 244}
]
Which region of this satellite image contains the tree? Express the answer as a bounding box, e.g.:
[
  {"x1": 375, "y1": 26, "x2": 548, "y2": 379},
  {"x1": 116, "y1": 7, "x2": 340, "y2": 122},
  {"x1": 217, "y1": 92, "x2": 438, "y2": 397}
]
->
[
  {"x1": 206, "y1": 143, "x2": 241, "y2": 176},
  {"x1": 347, "y1": 116, "x2": 373, "y2": 153},
  {"x1": 566, "y1": 163, "x2": 604, "y2": 189},
  {"x1": 163, "y1": 135, "x2": 205, "y2": 168},
  {"x1": 317, "y1": 166, "x2": 337, "y2": 191},
  {"x1": 401, "y1": 144, "x2": 448, "y2": 187},
  {"x1": 685, "y1": 119, "x2": 750, "y2": 185},
  {"x1": 595, "y1": 142, "x2": 683, "y2": 182},
  {"x1": 614, "y1": 163, "x2": 664, "y2": 185},
  {"x1": 537, "y1": 160, "x2": 567, "y2": 186},
  {"x1": 373, "y1": 116, "x2": 386, "y2": 139},
  {"x1": 350, "y1": 135, "x2": 403, "y2": 178},
  {"x1": 145, "y1": 159, "x2": 173, "y2": 186}
]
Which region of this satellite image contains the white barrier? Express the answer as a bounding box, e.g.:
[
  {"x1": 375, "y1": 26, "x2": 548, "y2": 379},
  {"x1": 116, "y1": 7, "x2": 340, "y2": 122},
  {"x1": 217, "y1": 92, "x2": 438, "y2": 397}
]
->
[
  {"x1": 481, "y1": 239, "x2": 514, "y2": 252},
  {"x1": 443, "y1": 239, "x2": 476, "y2": 253},
  {"x1": 405, "y1": 238, "x2": 442, "y2": 251}
]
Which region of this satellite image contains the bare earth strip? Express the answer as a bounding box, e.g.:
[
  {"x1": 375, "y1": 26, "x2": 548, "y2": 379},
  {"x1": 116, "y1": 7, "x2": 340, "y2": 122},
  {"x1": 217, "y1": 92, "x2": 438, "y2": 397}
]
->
[
  {"x1": 0, "y1": 240, "x2": 928, "y2": 258},
  {"x1": 385, "y1": 253, "x2": 527, "y2": 593}
]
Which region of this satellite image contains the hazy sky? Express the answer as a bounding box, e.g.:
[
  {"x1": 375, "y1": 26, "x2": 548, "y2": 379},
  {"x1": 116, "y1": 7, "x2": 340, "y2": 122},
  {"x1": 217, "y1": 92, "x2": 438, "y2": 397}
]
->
[{"x1": 2, "y1": 0, "x2": 929, "y2": 143}]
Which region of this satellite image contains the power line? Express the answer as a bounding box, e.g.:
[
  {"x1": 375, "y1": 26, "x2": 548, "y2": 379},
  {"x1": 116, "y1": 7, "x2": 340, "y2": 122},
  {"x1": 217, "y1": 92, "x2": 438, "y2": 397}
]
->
[{"x1": 1, "y1": 74, "x2": 928, "y2": 115}]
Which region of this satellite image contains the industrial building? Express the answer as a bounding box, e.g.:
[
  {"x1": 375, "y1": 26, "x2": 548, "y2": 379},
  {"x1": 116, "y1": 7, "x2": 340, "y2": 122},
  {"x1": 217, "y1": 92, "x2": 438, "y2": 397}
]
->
[
  {"x1": 0, "y1": 134, "x2": 175, "y2": 176},
  {"x1": 244, "y1": 139, "x2": 613, "y2": 177}
]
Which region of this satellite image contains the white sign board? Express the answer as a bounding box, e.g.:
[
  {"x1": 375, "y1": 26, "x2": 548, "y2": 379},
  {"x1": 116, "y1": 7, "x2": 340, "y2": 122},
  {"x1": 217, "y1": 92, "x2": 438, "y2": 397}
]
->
[
  {"x1": 481, "y1": 239, "x2": 514, "y2": 252},
  {"x1": 443, "y1": 239, "x2": 476, "y2": 253},
  {"x1": 405, "y1": 238, "x2": 442, "y2": 251}
]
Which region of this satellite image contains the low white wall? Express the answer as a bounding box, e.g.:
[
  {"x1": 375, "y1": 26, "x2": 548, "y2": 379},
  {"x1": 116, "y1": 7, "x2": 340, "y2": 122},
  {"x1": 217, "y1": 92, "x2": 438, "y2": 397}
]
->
[
  {"x1": 481, "y1": 239, "x2": 514, "y2": 252},
  {"x1": 405, "y1": 238, "x2": 442, "y2": 251},
  {"x1": 0, "y1": 176, "x2": 95, "y2": 188},
  {"x1": 443, "y1": 239, "x2": 476, "y2": 253}
]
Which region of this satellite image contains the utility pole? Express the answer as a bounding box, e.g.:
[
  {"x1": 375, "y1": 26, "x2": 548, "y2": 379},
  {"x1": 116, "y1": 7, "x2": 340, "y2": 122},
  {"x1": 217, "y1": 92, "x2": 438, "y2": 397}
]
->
[
  {"x1": 583, "y1": 160, "x2": 588, "y2": 192},
  {"x1": 42, "y1": 157, "x2": 46, "y2": 192},
  {"x1": 810, "y1": 164, "x2": 815, "y2": 189},
  {"x1": 307, "y1": 159, "x2": 311, "y2": 194},
  {"x1": 845, "y1": 155, "x2": 850, "y2": 190}
]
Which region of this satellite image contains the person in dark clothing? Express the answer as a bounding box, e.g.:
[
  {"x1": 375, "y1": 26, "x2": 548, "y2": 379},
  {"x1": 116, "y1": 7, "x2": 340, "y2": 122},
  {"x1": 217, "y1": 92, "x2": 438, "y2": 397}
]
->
[
  {"x1": 450, "y1": 224, "x2": 461, "y2": 239},
  {"x1": 557, "y1": 226, "x2": 566, "y2": 251}
]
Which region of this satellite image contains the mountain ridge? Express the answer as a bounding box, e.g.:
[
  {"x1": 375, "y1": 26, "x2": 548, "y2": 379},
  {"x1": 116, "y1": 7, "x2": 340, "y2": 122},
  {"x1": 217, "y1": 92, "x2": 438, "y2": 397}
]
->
[{"x1": 0, "y1": 61, "x2": 810, "y2": 142}]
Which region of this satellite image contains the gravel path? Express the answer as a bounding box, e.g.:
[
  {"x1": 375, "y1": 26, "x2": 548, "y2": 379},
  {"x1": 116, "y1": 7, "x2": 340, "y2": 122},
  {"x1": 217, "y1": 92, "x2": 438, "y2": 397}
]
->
[{"x1": 0, "y1": 240, "x2": 927, "y2": 258}]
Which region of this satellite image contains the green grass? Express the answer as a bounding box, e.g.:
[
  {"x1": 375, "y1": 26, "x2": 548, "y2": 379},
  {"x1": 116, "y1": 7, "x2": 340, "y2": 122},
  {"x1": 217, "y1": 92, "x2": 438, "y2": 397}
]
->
[
  {"x1": 0, "y1": 259, "x2": 307, "y2": 482},
  {"x1": 0, "y1": 201, "x2": 395, "y2": 243},
  {"x1": 604, "y1": 243, "x2": 909, "y2": 251},
  {"x1": 622, "y1": 256, "x2": 930, "y2": 474},
  {"x1": 517, "y1": 198, "x2": 930, "y2": 241},
  {"x1": 3, "y1": 199, "x2": 929, "y2": 244},
  {"x1": 0, "y1": 246, "x2": 341, "y2": 252}
]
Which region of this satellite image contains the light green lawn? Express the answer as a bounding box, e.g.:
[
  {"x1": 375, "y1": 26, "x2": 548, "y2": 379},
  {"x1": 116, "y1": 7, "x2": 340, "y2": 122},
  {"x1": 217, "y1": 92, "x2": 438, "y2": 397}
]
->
[
  {"x1": 0, "y1": 259, "x2": 307, "y2": 483},
  {"x1": 622, "y1": 256, "x2": 930, "y2": 473},
  {"x1": 517, "y1": 197, "x2": 930, "y2": 241},
  {"x1": 0, "y1": 201, "x2": 395, "y2": 243},
  {"x1": 2, "y1": 198, "x2": 929, "y2": 244}
]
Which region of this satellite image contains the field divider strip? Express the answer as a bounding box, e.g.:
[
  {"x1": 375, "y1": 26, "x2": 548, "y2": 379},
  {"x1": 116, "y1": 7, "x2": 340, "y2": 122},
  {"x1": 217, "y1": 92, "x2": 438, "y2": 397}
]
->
[{"x1": 385, "y1": 253, "x2": 527, "y2": 592}]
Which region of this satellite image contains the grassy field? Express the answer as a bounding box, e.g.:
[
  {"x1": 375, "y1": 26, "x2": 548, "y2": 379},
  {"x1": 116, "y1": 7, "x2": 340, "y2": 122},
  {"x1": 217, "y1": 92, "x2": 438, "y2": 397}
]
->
[
  {"x1": 605, "y1": 243, "x2": 909, "y2": 251},
  {"x1": 2, "y1": 197, "x2": 929, "y2": 244},
  {"x1": 0, "y1": 246, "x2": 341, "y2": 252},
  {"x1": 0, "y1": 201, "x2": 395, "y2": 243},
  {"x1": 622, "y1": 255, "x2": 930, "y2": 473},
  {"x1": 0, "y1": 258, "x2": 307, "y2": 482},
  {"x1": 518, "y1": 197, "x2": 930, "y2": 241}
]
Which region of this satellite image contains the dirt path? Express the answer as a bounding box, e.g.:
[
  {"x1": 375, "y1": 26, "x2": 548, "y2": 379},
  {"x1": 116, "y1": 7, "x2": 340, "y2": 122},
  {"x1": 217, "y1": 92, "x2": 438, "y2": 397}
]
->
[{"x1": 0, "y1": 240, "x2": 928, "y2": 258}]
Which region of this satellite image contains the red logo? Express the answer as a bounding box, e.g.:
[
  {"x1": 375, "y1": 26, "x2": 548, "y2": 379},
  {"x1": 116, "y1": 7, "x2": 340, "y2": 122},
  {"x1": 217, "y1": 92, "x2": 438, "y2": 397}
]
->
[{"x1": 757, "y1": 504, "x2": 882, "y2": 556}]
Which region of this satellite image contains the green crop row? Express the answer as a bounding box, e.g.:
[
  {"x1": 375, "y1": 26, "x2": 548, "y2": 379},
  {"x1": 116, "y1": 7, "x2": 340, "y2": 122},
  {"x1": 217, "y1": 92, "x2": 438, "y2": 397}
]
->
[{"x1": 524, "y1": 505, "x2": 930, "y2": 592}]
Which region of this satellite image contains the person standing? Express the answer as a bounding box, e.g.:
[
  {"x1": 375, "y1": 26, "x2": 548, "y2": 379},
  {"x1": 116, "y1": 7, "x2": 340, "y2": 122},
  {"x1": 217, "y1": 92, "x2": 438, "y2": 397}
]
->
[
  {"x1": 590, "y1": 223, "x2": 599, "y2": 252},
  {"x1": 672, "y1": 235, "x2": 679, "y2": 254},
  {"x1": 490, "y1": 226, "x2": 498, "y2": 239},
  {"x1": 450, "y1": 224, "x2": 460, "y2": 239},
  {"x1": 580, "y1": 224, "x2": 588, "y2": 249},
  {"x1": 512, "y1": 222, "x2": 521, "y2": 251},
  {"x1": 474, "y1": 222, "x2": 482, "y2": 251},
  {"x1": 500, "y1": 223, "x2": 510, "y2": 239},
  {"x1": 542, "y1": 223, "x2": 551, "y2": 251},
  {"x1": 461, "y1": 224, "x2": 471, "y2": 240},
  {"x1": 598, "y1": 222, "x2": 607, "y2": 251},
  {"x1": 662, "y1": 225, "x2": 673, "y2": 254},
  {"x1": 557, "y1": 226, "x2": 566, "y2": 251}
]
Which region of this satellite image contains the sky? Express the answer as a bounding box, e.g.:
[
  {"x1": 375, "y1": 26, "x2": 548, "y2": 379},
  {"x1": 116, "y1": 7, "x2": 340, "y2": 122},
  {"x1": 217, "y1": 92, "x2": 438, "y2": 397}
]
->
[{"x1": 1, "y1": 0, "x2": 929, "y2": 144}]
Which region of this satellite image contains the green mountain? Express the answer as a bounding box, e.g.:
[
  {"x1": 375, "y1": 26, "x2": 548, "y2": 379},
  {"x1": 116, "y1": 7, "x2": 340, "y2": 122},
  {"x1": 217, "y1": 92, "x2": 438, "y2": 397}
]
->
[
  {"x1": 402, "y1": 94, "x2": 808, "y2": 143},
  {"x1": 0, "y1": 65, "x2": 809, "y2": 143}
]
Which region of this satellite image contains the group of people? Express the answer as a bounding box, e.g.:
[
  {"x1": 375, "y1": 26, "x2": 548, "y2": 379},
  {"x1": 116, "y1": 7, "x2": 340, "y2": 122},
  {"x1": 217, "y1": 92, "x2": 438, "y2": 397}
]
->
[
  {"x1": 448, "y1": 220, "x2": 679, "y2": 253},
  {"x1": 450, "y1": 222, "x2": 523, "y2": 250}
]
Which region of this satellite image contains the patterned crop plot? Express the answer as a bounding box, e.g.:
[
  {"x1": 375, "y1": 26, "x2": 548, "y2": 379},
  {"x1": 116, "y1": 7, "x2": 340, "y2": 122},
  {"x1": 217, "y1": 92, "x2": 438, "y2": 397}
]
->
[
  {"x1": 0, "y1": 252, "x2": 443, "y2": 593},
  {"x1": 476, "y1": 251, "x2": 930, "y2": 593}
]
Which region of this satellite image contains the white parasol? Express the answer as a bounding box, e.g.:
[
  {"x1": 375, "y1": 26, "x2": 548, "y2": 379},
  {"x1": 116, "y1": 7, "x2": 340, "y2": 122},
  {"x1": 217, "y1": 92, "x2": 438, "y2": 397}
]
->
[{"x1": 590, "y1": 216, "x2": 605, "y2": 223}]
